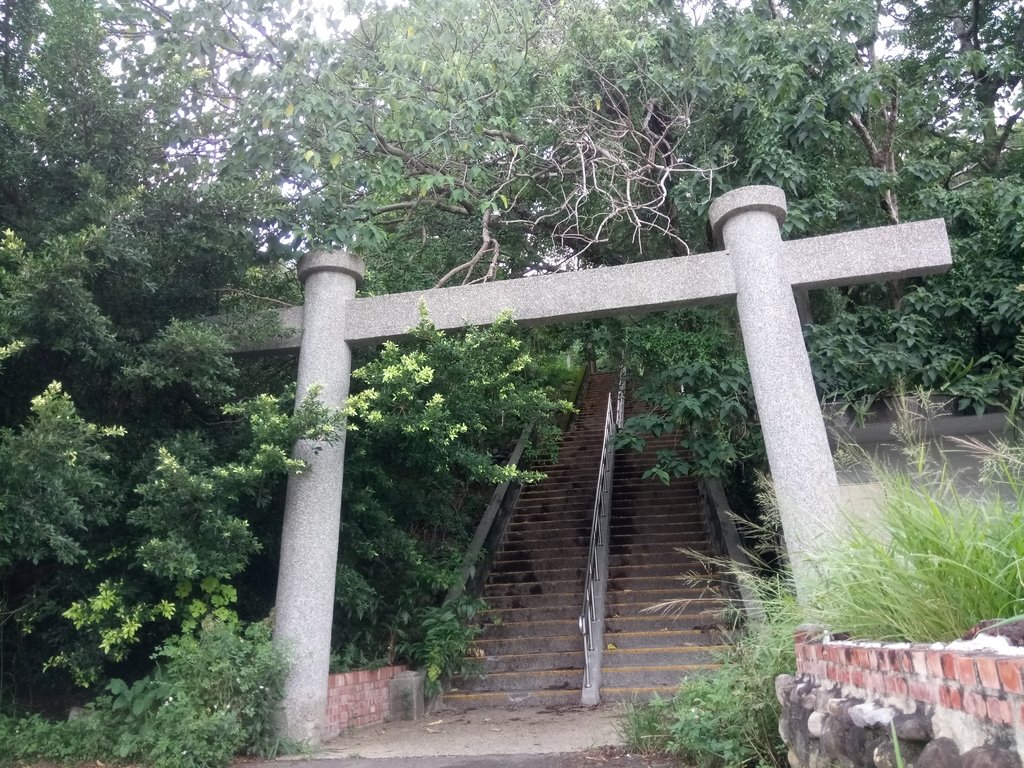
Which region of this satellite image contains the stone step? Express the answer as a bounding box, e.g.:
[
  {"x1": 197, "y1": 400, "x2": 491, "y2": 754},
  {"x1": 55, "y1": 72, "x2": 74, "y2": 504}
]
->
[
  {"x1": 612, "y1": 493, "x2": 701, "y2": 504},
  {"x1": 480, "y1": 605, "x2": 579, "y2": 623},
  {"x1": 486, "y1": 566, "x2": 586, "y2": 583},
  {"x1": 608, "y1": 543, "x2": 712, "y2": 556},
  {"x1": 608, "y1": 597, "x2": 723, "y2": 619},
  {"x1": 606, "y1": 613, "x2": 720, "y2": 632},
  {"x1": 472, "y1": 633, "x2": 582, "y2": 656},
  {"x1": 606, "y1": 587, "x2": 714, "y2": 607},
  {"x1": 505, "y1": 518, "x2": 593, "y2": 528},
  {"x1": 474, "y1": 618, "x2": 577, "y2": 640},
  {"x1": 510, "y1": 509, "x2": 594, "y2": 522},
  {"x1": 483, "y1": 590, "x2": 582, "y2": 610},
  {"x1": 606, "y1": 514, "x2": 704, "y2": 528},
  {"x1": 476, "y1": 650, "x2": 584, "y2": 673},
  {"x1": 601, "y1": 646, "x2": 724, "y2": 668},
  {"x1": 454, "y1": 667, "x2": 583, "y2": 693},
  {"x1": 493, "y1": 553, "x2": 589, "y2": 569},
  {"x1": 610, "y1": 504, "x2": 701, "y2": 513},
  {"x1": 484, "y1": 579, "x2": 580, "y2": 598},
  {"x1": 600, "y1": 664, "x2": 718, "y2": 689},
  {"x1": 499, "y1": 536, "x2": 590, "y2": 553},
  {"x1": 610, "y1": 520, "x2": 707, "y2": 532},
  {"x1": 608, "y1": 552, "x2": 712, "y2": 568},
  {"x1": 608, "y1": 574, "x2": 721, "y2": 592},
  {"x1": 443, "y1": 689, "x2": 582, "y2": 707},
  {"x1": 501, "y1": 528, "x2": 708, "y2": 549},
  {"x1": 601, "y1": 629, "x2": 724, "y2": 649},
  {"x1": 501, "y1": 531, "x2": 711, "y2": 551}
]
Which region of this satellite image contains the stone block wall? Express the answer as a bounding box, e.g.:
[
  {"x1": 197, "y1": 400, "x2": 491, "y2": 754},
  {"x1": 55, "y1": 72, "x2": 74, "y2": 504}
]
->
[
  {"x1": 778, "y1": 628, "x2": 1024, "y2": 768},
  {"x1": 324, "y1": 665, "x2": 407, "y2": 739}
]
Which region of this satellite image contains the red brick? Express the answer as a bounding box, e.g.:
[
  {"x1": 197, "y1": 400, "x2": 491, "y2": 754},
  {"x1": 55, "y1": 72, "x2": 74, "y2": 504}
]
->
[
  {"x1": 911, "y1": 650, "x2": 929, "y2": 677},
  {"x1": 926, "y1": 651, "x2": 944, "y2": 678},
  {"x1": 956, "y1": 656, "x2": 977, "y2": 686},
  {"x1": 886, "y1": 675, "x2": 910, "y2": 697},
  {"x1": 964, "y1": 690, "x2": 987, "y2": 718},
  {"x1": 896, "y1": 650, "x2": 912, "y2": 673},
  {"x1": 939, "y1": 685, "x2": 963, "y2": 710},
  {"x1": 869, "y1": 672, "x2": 888, "y2": 693},
  {"x1": 997, "y1": 660, "x2": 1024, "y2": 694},
  {"x1": 986, "y1": 696, "x2": 1012, "y2": 725},
  {"x1": 851, "y1": 669, "x2": 866, "y2": 688},
  {"x1": 909, "y1": 679, "x2": 939, "y2": 704},
  {"x1": 940, "y1": 653, "x2": 958, "y2": 680},
  {"x1": 976, "y1": 657, "x2": 1001, "y2": 690}
]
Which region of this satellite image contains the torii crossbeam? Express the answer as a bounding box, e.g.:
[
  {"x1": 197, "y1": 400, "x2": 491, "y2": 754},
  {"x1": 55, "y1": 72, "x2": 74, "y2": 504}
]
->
[{"x1": 255, "y1": 186, "x2": 950, "y2": 743}]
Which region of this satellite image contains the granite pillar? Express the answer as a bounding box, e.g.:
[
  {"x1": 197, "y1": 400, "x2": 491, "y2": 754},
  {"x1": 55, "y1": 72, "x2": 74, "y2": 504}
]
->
[
  {"x1": 273, "y1": 250, "x2": 364, "y2": 743},
  {"x1": 709, "y1": 186, "x2": 839, "y2": 596}
]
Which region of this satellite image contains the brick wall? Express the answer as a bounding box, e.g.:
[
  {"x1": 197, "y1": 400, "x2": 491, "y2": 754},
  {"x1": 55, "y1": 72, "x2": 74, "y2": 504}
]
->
[
  {"x1": 778, "y1": 629, "x2": 1024, "y2": 767},
  {"x1": 324, "y1": 665, "x2": 407, "y2": 740},
  {"x1": 794, "y1": 629, "x2": 1024, "y2": 729}
]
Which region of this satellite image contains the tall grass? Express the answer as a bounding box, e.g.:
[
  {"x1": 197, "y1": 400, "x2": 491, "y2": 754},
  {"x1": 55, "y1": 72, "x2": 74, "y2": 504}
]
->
[
  {"x1": 809, "y1": 474, "x2": 1024, "y2": 642},
  {"x1": 812, "y1": 414, "x2": 1024, "y2": 642}
]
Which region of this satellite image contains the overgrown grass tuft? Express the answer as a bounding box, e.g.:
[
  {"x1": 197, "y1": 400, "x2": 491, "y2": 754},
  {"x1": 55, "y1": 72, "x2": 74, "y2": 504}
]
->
[
  {"x1": 616, "y1": 696, "x2": 670, "y2": 755},
  {"x1": 811, "y1": 424, "x2": 1024, "y2": 642}
]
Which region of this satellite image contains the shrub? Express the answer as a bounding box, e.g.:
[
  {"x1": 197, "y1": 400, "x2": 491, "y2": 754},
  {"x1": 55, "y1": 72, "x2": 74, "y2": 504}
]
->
[
  {"x1": 0, "y1": 617, "x2": 286, "y2": 768},
  {"x1": 394, "y1": 598, "x2": 484, "y2": 697}
]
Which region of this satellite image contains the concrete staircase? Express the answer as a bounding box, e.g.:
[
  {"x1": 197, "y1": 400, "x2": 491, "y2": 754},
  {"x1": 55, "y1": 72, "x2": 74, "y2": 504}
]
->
[
  {"x1": 602, "y1": 427, "x2": 727, "y2": 701},
  {"x1": 446, "y1": 372, "x2": 726, "y2": 707}
]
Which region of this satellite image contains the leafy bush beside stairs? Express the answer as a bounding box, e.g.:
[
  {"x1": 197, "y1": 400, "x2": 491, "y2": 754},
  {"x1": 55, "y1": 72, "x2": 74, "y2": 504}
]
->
[{"x1": 0, "y1": 618, "x2": 287, "y2": 768}]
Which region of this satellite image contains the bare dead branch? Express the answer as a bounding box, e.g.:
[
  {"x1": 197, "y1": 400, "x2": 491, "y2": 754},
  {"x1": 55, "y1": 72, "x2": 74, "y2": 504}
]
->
[{"x1": 434, "y1": 209, "x2": 499, "y2": 288}]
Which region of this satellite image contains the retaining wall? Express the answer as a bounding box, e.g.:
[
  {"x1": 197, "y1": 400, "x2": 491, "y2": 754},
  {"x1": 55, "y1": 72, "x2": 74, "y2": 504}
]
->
[
  {"x1": 325, "y1": 665, "x2": 407, "y2": 739},
  {"x1": 778, "y1": 628, "x2": 1024, "y2": 767}
]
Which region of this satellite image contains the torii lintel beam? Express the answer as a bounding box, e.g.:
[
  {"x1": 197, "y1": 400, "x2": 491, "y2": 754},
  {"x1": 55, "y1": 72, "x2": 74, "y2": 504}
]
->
[{"x1": 239, "y1": 217, "x2": 949, "y2": 355}]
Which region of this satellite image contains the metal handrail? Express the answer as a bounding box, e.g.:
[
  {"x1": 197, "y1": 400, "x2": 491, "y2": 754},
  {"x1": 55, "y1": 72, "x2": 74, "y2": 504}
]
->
[
  {"x1": 615, "y1": 365, "x2": 627, "y2": 428},
  {"x1": 579, "y1": 394, "x2": 617, "y2": 706}
]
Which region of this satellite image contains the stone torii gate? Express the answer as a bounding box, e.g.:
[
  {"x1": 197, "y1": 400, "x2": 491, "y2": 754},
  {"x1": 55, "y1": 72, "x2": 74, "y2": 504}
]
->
[{"x1": 256, "y1": 186, "x2": 951, "y2": 743}]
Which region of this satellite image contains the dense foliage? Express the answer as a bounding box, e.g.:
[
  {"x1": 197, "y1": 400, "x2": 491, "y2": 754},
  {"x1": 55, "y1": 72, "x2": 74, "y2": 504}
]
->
[
  {"x1": 0, "y1": 0, "x2": 568, "y2": 734},
  {"x1": 0, "y1": 619, "x2": 287, "y2": 767}
]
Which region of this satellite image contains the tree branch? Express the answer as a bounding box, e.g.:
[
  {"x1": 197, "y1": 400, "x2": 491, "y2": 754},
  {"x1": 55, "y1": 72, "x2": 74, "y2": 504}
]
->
[{"x1": 434, "y1": 209, "x2": 499, "y2": 288}]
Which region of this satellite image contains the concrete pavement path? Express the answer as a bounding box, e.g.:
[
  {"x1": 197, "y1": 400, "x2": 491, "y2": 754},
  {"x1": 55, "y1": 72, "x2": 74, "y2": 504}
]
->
[{"x1": 248, "y1": 703, "x2": 677, "y2": 768}]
